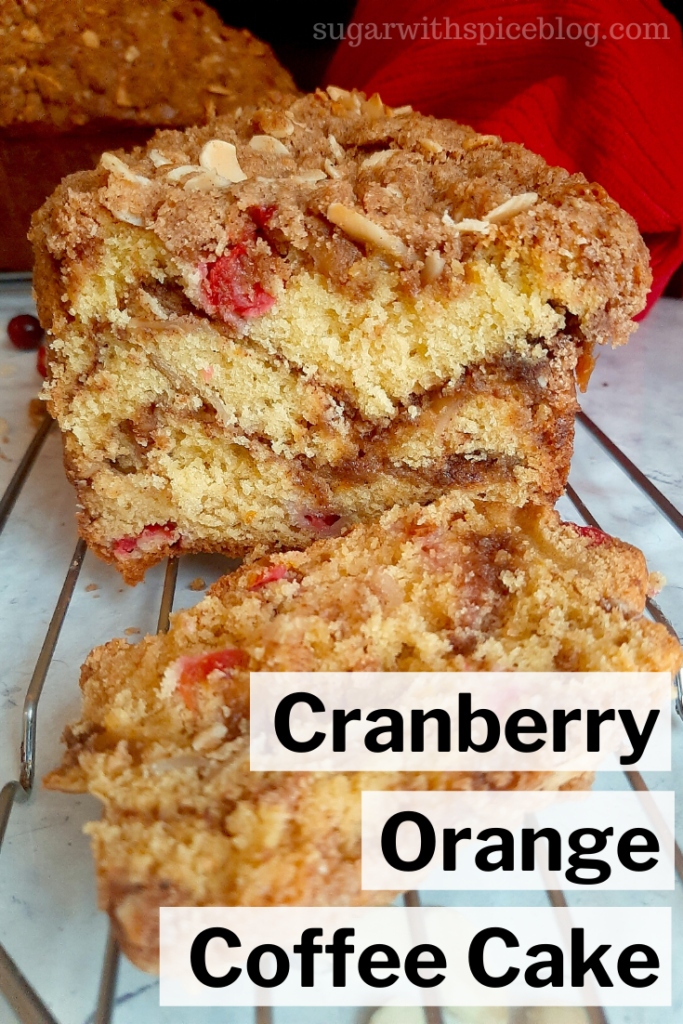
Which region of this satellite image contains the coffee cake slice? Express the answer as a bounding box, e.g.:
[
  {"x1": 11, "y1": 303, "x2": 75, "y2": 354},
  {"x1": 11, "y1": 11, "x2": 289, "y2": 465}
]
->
[
  {"x1": 45, "y1": 498, "x2": 682, "y2": 972},
  {"x1": 31, "y1": 87, "x2": 651, "y2": 582}
]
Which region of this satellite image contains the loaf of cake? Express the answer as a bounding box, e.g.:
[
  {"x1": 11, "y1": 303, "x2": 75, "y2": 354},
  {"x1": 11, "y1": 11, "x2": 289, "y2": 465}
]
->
[
  {"x1": 31, "y1": 87, "x2": 651, "y2": 582},
  {"x1": 45, "y1": 497, "x2": 682, "y2": 972},
  {"x1": 0, "y1": 0, "x2": 296, "y2": 269}
]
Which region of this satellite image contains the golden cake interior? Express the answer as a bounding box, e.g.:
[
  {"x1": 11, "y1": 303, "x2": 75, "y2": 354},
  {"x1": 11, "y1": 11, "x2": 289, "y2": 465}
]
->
[
  {"x1": 45, "y1": 498, "x2": 682, "y2": 972},
  {"x1": 31, "y1": 88, "x2": 652, "y2": 581}
]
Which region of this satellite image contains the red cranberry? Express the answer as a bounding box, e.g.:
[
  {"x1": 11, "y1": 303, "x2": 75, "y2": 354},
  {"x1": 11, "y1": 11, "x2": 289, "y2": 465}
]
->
[
  {"x1": 202, "y1": 247, "x2": 276, "y2": 319},
  {"x1": 7, "y1": 314, "x2": 44, "y2": 351},
  {"x1": 36, "y1": 346, "x2": 47, "y2": 377},
  {"x1": 248, "y1": 564, "x2": 288, "y2": 590}
]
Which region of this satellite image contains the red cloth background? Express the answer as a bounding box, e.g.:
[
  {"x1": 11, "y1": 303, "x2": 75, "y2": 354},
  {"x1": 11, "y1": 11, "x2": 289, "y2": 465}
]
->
[{"x1": 327, "y1": 0, "x2": 683, "y2": 311}]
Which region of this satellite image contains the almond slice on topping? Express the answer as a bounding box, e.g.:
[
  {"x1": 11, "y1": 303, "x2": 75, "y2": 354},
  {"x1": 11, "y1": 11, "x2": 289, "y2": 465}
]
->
[
  {"x1": 484, "y1": 192, "x2": 538, "y2": 223},
  {"x1": 362, "y1": 150, "x2": 394, "y2": 169},
  {"x1": 206, "y1": 83, "x2": 233, "y2": 96},
  {"x1": 326, "y1": 85, "x2": 362, "y2": 113},
  {"x1": 199, "y1": 139, "x2": 247, "y2": 183},
  {"x1": 442, "y1": 211, "x2": 491, "y2": 233},
  {"x1": 249, "y1": 135, "x2": 289, "y2": 156},
  {"x1": 100, "y1": 152, "x2": 151, "y2": 186},
  {"x1": 420, "y1": 138, "x2": 443, "y2": 154},
  {"x1": 462, "y1": 134, "x2": 500, "y2": 152},
  {"x1": 166, "y1": 164, "x2": 202, "y2": 181},
  {"x1": 148, "y1": 149, "x2": 171, "y2": 168},
  {"x1": 291, "y1": 169, "x2": 327, "y2": 183},
  {"x1": 324, "y1": 158, "x2": 341, "y2": 179},
  {"x1": 389, "y1": 104, "x2": 413, "y2": 116},
  {"x1": 326, "y1": 85, "x2": 351, "y2": 101},
  {"x1": 265, "y1": 116, "x2": 294, "y2": 138},
  {"x1": 114, "y1": 209, "x2": 143, "y2": 227},
  {"x1": 184, "y1": 171, "x2": 223, "y2": 192},
  {"x1": 327, "y1": 203, "x2": 408, "y2": 260},
  {"x1": 328, "y1": 134, "x2": 346, "y2": 162},
  {"x1": 363, "y1": 92, "x2": 385, "y2": 117},
  {"x1": 422, "y1": 250, "x2": 445, "y2": 283}
]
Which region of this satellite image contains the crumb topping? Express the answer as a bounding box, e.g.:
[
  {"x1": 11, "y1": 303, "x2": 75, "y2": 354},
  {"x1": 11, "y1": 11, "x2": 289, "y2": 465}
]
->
[
  {"x1": 0, "y1": 0, "x2": 297, "y2": 130},
  {"x1": 33, "y1": 86, "x2": 650, "y2": 345}
]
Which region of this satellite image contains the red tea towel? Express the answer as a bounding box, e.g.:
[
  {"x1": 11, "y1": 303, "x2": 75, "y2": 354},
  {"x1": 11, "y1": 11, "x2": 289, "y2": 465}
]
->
[{"x1": 327, "y1": 0, "x2": 683, "y2": 310}]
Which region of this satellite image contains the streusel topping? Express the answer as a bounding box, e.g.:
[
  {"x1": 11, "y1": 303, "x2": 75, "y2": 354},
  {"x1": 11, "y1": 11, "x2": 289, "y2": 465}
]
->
[{"x1": 0, "y1": 0, "x2": 297, "y2": 130}]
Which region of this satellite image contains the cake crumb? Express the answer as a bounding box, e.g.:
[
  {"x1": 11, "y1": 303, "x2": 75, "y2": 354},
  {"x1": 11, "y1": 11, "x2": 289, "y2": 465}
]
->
[
  {"x1": 189, "y1": 577, "x2": 206, "y2": 591},
  {"x1": 85, "y1": 583, "x2": 98, "y2": 592},
  {"x1": 124, "y1": 627, "x2": 141, "y2": 635}
]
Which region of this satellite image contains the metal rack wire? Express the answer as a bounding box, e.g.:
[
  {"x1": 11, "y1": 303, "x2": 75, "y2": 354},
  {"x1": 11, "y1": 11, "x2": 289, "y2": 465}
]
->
[{"x1": 0, "y1": 397, "x2": 681, "y2": 1024}]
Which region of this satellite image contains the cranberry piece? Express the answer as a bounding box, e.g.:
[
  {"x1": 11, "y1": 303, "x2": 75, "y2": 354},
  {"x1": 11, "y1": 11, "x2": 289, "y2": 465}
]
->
[
  {"x1": 567, "y1": 523, "x2": 610, "y2": 546},
  {"x1": 176, "y1": 648, "x2": 247, "y2": 710},
  {"x1": 36, "y1": 346, "x2": 47, "y2": 377},
  {"x1": 248, "y1": 564, "x2": 288, "y2": 590},
  {"x1": 304, "y1": 511, "x2": 341, "y2": 530},
  {"x1": 203, "y1": 246, "x2": 276, "y2": 319},
  {"x1": 250, "y1": 204, "x2": 277, "y2": 229},
  {"x1": 8, "y1": 314, "x2": 44, "y2": 351}
]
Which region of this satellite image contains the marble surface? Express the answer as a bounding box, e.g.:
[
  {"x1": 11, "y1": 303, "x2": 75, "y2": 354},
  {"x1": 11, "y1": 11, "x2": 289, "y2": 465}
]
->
[{"x1": 0, "y1": 286, "x2": 682, "y2": 1024}]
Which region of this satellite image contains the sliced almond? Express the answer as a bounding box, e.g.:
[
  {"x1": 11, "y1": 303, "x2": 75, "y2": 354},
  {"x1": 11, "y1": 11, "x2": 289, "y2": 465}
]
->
[
  {"x1": 291, "y1": 169, "x2": 327, "y2": 184},
  {"x1": 363, "y1": 92, "x2": 385, "y2": 118},
  {"x1": 265, "y1": 117, "x2": 293, "y2": 138},
  {"x1": 184, "y1": 170, "x2": 224, "y2": 192},
  {"x1": 326, "y1": 85, "x2": 351, "y2": 102},
  {"x1": 328, "y1": 134, "x2": 346, "y2": 162},
  {"x1": 327, "y1": 203, "x2": 408, "y2": 260},
  {"x1": 249, "y1": 135, "x2": 290, "y2": 157},
  {"x1": 253, "y1": 109, "x2": 294, "y2": 137},
  {"x1": 113, "y1": 209, "x2": 143, "y2": 227},
  {"x1": 148, "y1": 149, "x2": 171, "y2": 168},
  {"x1": 422, "y1": 250, "x2": 445, "y2": 283},
  {"x1": 206, "y1": 83, "x2": 234, "y2": 96},
  {"x1": 389, "y1": 104, "x2": 413, "y2": 116},
  {"x1": 166, "y1": 164, "x2": 202, "y2": 181},
  {"x1": 442, "y1": 211, "x2": 491, "y2": 233},
  {"x1": 326, "y1": 85, "x2": 362, "y2": 114},
  {"x1": 362, "y1": 150, "x2": 394, "y2": 169},
  {"x1": 323, "y1": 158, "x2": 341, "y2": 180},
  {"x1": 100, "y1": 152, "x2": 151, "y2": 186},
  {"x1": 199, "y1": 139, "x2": 247, "y2": 183},
  {"x1": 484, "y1": 192, "x2": 538, "y2": 223},
  {"x1": 420, "y1": 138, "x2": 443, "y2": 154},
  {"x1": 81, "y1": 29, "x2": 99, "y2": 48},
  {"x1": 463, "y1": 133, "x2": 499, "y2": 151}
]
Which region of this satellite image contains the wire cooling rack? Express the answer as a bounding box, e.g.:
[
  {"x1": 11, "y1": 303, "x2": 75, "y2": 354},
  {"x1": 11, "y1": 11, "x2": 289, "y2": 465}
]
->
[{"x1": 1, "y1": 279, "x2": 682, "y2": 1024}]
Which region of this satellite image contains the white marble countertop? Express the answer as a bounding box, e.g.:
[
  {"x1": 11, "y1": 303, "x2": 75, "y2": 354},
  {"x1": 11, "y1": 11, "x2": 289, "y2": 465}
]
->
[{"x1": 0, "y1": 286, "x2": 682, "y2": 1024}]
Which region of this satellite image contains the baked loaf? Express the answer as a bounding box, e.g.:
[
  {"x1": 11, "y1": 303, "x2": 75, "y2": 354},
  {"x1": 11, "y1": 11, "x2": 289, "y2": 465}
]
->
[
  {"x1": 0, "y1": 0, "x2": 296, "y2": 268},
  {"x1": 32, "y1": 87, "x2": 651, "y2": 582},
  {"x1": 45, "y1": 498, "x2": 682, "y2": 972}
]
